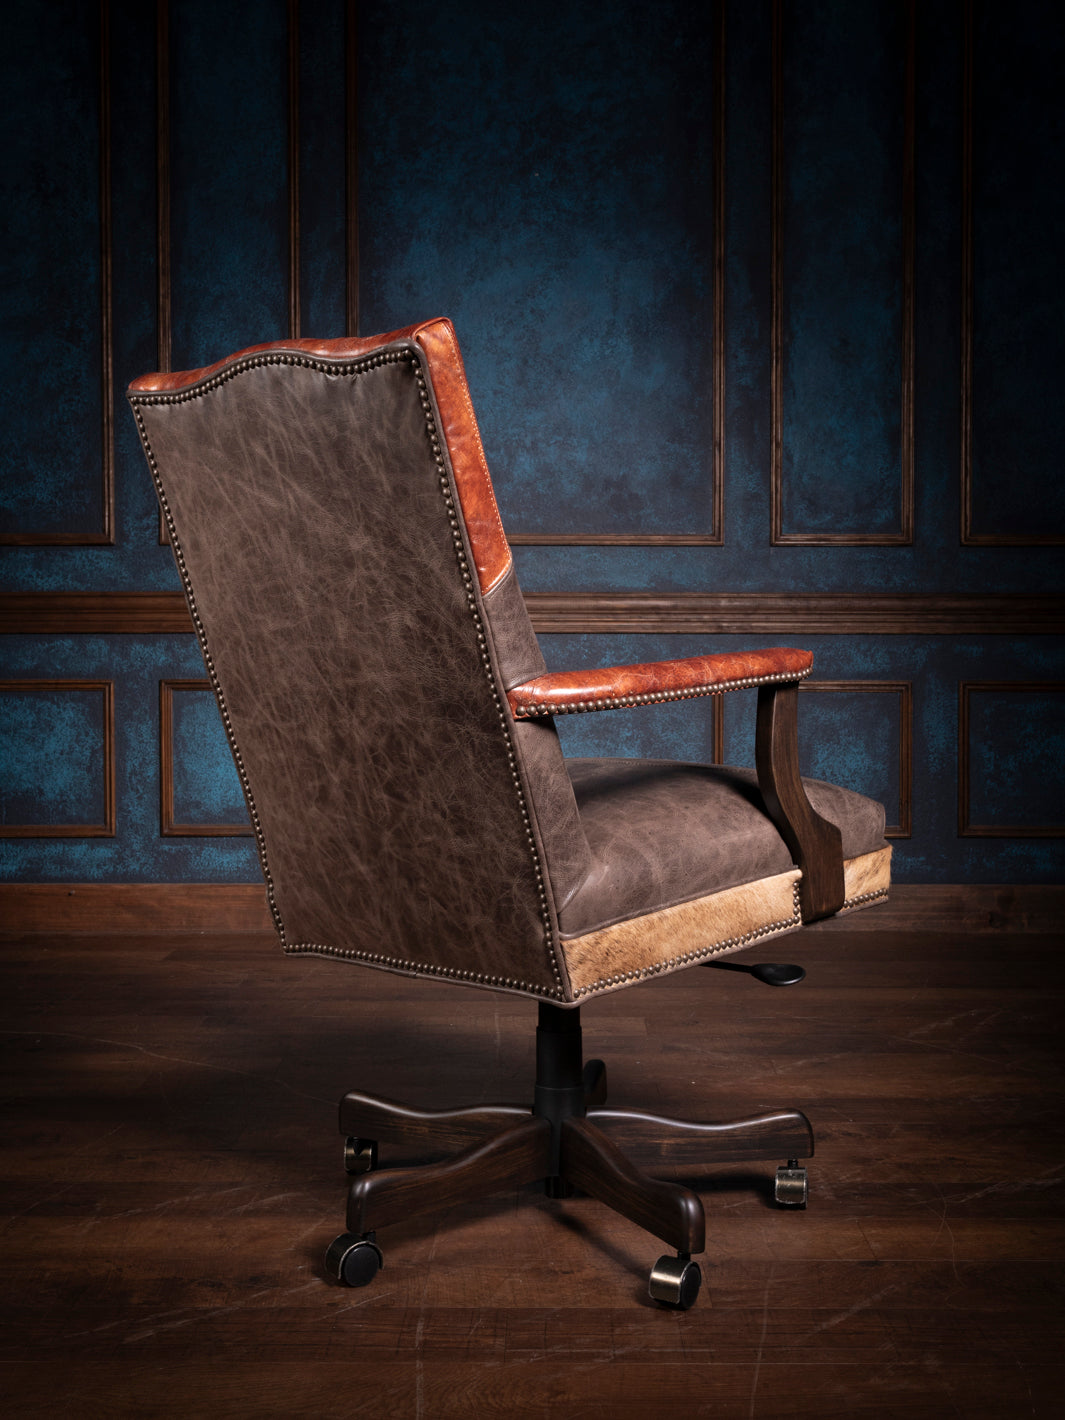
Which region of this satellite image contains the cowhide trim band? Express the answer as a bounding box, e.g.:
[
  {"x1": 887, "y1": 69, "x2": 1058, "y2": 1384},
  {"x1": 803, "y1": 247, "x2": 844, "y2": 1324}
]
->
[
  {"x1": 562, "y1": 846, "x2": 892, "y2": 1003},
  {"x1": 837, "y1": 844, "x2": 892, "y2": 911},
  {"x1": 564, "y1": 872, "x2": 804, "y2": 1001}
]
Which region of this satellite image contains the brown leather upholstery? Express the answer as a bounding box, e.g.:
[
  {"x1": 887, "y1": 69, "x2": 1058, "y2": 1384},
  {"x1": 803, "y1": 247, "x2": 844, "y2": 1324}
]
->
[
  {"x1": 129, "y1": 319, "x2": 889, "y2": 1007},
  {"x1": 132, "y1": 342, "x2": 568, "y2": 1000},
  {"x1": 559, "y1": 760, "x2": 886, "y2": 939}
]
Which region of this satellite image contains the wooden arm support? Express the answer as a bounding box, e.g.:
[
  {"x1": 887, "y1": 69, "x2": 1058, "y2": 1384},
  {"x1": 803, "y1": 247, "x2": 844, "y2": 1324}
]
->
[
  {"x1": 756, "y1": 682, "x2": 845, "y2": 921},
  {"x1": 507, "y1": 647, "x2": 813, "y2": 719}
]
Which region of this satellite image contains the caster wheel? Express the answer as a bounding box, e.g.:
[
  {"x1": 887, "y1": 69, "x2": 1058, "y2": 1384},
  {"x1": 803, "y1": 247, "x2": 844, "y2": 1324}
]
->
[
  {"x1": 648, "y1": 1254, "x2": 702, "y2": 1310},
  {"x1": 344, "y1": 1136, "x2": 378, "y2": 1175},
  {"x1": 775, "y1": 1160, "x2": 808, "y2": 1209},
  {"x1": 325, "y1": 1232, "x2": 383, "y2": 1287}
]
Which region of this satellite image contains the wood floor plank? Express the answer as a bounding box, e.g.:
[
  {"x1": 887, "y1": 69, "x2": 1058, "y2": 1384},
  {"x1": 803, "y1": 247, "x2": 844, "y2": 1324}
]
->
[{"x1": 2, "y1": 921, "x2": 1064, "y2": 1415}]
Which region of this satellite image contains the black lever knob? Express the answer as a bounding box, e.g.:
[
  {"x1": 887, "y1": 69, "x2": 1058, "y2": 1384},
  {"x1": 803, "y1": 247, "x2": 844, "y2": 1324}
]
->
[
  {"x1": 750, "y1": 962, "x2": 805, "y2": 986},
  {"x1": 704, "y1": 960, "x2": 806, "y2": 986}
]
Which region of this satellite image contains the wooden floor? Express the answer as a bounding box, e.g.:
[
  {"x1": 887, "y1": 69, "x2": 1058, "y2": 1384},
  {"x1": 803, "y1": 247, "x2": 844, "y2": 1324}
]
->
[{"x1": 2, "y1": 892, "x2": 1064, "y2": 1417}]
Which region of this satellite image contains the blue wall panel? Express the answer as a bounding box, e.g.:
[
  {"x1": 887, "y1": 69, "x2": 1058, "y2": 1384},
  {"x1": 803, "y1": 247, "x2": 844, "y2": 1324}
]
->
[
  {"x1": 0, "y1": 1, "x2": 107, "y2": 539},
  {"x1": 0, "y1": 0, "x2": 181, "y2": 592},
  {"x1": 0, "y1": 684, "x2": 110, "y2": 831},
  {"x1": 793, "y1": 686, "x2": 905, "y2": 834},
  {"x1": 966, "y1": 687, "x2": 1065, "y2": 832},
  {"x1": 168, "y1": 685, "x2": 250, "y2": 830},
  {"x1": 0, "y1": 637, "x2": 258, "y2": 882},
  {"x1": 970, "y1": 3, "x2": 1065, "y2": 540},
  {"x1": 1, "y1": 0, "x2": 1062, "y2": 888},
  {"x1": 298, "y1": 0, "x2": 348, "y2": 337},
  {"x1": 359, "y1": 0, "x2": 716, "y2": 536},
  {"x1": 170, "y1": 0, "x2": 291, "y2": 367},
  {"x1": 780, "y1": 0, "x2": 907, "y2": 537}
]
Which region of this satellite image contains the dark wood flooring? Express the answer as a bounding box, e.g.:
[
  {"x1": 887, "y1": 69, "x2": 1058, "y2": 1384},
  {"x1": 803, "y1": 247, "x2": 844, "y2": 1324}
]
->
[{"x1": 3, "y1": 895, "x2": 1065, "y2": 1417}]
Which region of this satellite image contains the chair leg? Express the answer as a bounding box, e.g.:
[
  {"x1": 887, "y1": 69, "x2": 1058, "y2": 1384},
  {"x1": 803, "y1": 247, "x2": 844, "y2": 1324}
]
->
[
  {"x1": 330, "y1": 1011, "x2": 814, "y2": 1309},
  {"x1": 559, "y1": 1116, "x2": 705, "y2": 1255},
  {"x1": 346, "y1": 1115, "x2": 552, "y2": 1235},
  {"x1": 339, "y1": 1089, "x2": 531, "y2": 1153},
  {"x1": 586, "y1": 1106, "x2": 814, "y2": 1169}
]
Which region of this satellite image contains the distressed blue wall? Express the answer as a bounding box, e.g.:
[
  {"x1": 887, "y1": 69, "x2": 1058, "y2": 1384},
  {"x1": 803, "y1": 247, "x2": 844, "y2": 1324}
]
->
[
  {"x1": 359, "y1": 0, "x2": 716, "y2": 536},
  {"x1": 1, "y1": 0, "x2": 1062, "y2": 885}
]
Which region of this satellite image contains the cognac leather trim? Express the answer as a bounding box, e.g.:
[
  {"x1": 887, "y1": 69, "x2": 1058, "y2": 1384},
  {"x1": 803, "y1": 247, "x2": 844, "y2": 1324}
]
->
[
  {"x1": 129, "y1": 317, "x2": 515, "y2": 598},
  {"x1": 414, "y1": 320, "x2": 513, "y2": 595},
  {"x1": 508, "y1": 648, "x2": 814, "y2": 718},
  {"x1": 127, "y1": 323, "x2": 428, "y2": 393}
]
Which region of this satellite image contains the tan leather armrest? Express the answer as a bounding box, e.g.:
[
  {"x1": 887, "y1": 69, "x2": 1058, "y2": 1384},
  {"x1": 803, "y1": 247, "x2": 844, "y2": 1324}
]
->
[{"x1": 507, "y1": 647, "x2": 813, "y2": 719}]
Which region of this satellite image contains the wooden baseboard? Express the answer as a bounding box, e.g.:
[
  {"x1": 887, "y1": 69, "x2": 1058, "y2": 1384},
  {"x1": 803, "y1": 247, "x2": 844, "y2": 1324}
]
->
[
  {"x1": 1, "y1": 882, "x2": 1062, "y2": 936},
  {"x1": 0, "y1": 883, "x2": 274, "y2": 934},
  {"x1": 805, "y1": 883, "x2": 1065, "y2": 933}
]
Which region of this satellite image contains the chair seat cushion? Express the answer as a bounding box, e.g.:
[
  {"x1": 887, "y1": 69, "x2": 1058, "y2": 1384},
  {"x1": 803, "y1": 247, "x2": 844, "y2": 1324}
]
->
[{"x1": 557, "y1": 758, "x2": 887, "y2": 939}]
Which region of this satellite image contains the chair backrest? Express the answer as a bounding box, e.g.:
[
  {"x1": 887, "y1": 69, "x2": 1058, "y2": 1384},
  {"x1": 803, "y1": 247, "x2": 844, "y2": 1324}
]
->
[{"x1": 130, "y1": 320, "x2": 589, "y2": 1002}]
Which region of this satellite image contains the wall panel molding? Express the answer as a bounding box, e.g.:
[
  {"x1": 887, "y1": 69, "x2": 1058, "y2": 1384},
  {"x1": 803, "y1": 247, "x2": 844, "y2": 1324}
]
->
[
  {"x1": 770, "y1": 0, "x2": 915, "y2": 546},
  {"x1": 345, "y1": 0, "x2": 359, "y2": 336},
  {"x1": 959, "y1": 681, "x2": 1065, "y2": 837},
  {"x1": 159, "y1": 679, "x2": 252, "y2": 836},
  {"x1": 506, "y1": 0, "x2": 725, "y2": 547},
  {"x1": 525, "y1": 593, "x2": 1063, "y2": 636},
  {"x1": 959, "y1": 1, "x2": 1064, "y2": 546},
  {"x1": 0, "y1": 680, "x2": 115, "y2": 837},
  {"x1": 3, "y1": 590, "x2": 1063, "y2": 637},
  {"x1": 156, "y1": 0, "x2": 322, "y2": 541},
  {"x1": 156, "y1": 0, "x2": 171, "y2": 374},
  {"x1": 0, "y1": 0, "x2": 114, "y2": 547},
  {"x1": 1, "y1": 593, "x2": 195, "y2": 634},
  {"x1": 287, "y1": 0, "x2": 301, "y2": 340},
  {"x1": 801, "y1": 679, "x2": 912, "y2": 837}
]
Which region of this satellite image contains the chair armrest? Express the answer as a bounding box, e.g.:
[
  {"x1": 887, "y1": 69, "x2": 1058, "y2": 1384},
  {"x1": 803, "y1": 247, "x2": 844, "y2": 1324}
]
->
[
  {"x1": 507, "y1": 649, "x2": 845, "y2": 923},
  {"x1": 506, "y1": 647, "x2": 813, "y2": 719},
  {"x1": 756, "y1": 683, "x2": 845, "y2": 921}
]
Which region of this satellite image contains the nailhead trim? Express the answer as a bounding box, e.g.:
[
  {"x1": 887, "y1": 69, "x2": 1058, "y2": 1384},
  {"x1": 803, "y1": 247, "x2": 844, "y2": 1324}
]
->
[
  {"x1": 131, "y1": 346, "x2": 566, "y2": 1002},
  {"x1": 572, "y1": 880, "x2": 804, "y2": 999},
  {"x1": 512, "y1": 666, "x2": 812, "y2": 719},
  {"x1": 840, "y1": 886, "x2": 890, "y2": 911},
  {"x1": 131, "y1": 397, "x2": 284, "y2": 942},
  {"x1": 130, "y1": 348, "x2": 409, "y2": 404}
]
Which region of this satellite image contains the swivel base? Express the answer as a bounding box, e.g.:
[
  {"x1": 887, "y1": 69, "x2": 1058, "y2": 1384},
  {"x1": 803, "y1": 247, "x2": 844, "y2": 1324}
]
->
[{"x1": 328, "y1": 1003, "x2": 813, "y2": 1308}]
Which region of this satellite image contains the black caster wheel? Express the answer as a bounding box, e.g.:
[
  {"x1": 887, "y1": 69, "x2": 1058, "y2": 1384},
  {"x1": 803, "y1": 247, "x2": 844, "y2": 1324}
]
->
[
  {"x1": 775, "y1": 1159, "x2": 808, "y2": 1209},
  {"x1": 325, "y1": 1232, "x2": 383, "y2": 1287},
  {"x1": 648, "y1": 1253, "x2": 702, "y2": 1310},
  {"x1": 343, "y1": 1136, "x2": 378, "y2": 1175}
]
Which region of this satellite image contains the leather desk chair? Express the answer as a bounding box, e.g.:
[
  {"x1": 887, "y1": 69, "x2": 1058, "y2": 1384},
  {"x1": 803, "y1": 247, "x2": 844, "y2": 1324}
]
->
[{"x1": 129, "y1": 318, "x2": 889, "y2": 1309}]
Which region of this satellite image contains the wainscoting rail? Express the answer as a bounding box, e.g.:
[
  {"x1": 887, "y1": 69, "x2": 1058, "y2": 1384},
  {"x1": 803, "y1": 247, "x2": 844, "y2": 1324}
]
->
[{"x1": 2, "y1": 591, "x2": 1062, "y2": 637}]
